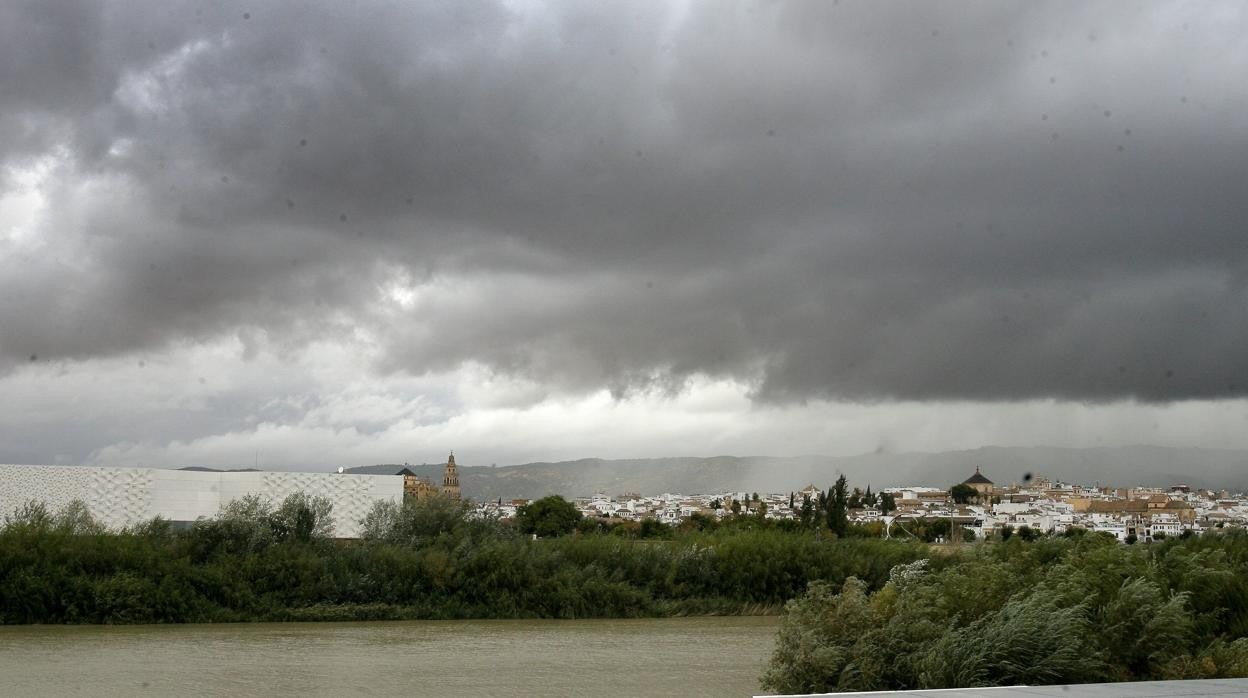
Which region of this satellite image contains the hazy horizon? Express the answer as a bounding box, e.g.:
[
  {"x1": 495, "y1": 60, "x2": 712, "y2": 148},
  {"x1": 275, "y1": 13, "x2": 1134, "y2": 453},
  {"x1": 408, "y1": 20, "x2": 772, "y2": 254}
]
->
[
  {"x1": 12, "y1": 441, "x2": 1248, "y2": 470},
  {"x1": 12, "y1": 443, "x2": 1248, "y2": 498}
]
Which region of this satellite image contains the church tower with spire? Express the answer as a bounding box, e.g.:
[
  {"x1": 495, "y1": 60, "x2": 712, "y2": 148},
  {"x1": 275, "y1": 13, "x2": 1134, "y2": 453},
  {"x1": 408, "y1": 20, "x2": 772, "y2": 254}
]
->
[
  {"x1": 962, "y1": 466, "x2": 994, "y2": 498},
  {"x1": 442, "y1": 451, "x2": 461, "y2": 500}
]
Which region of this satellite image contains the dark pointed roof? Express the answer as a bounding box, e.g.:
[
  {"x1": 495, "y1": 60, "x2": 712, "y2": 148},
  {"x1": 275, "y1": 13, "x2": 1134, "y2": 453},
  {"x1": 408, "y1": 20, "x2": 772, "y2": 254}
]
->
[{"x1": 963, "y1": 467, "x2": 993, "y2": 485}]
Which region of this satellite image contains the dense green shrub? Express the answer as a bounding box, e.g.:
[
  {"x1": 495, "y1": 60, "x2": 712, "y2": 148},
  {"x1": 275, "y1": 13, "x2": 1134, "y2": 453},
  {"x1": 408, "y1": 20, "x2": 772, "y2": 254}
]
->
[
  {"x1": 0, "y1": 496, "x2": 928, "y2": 624},
  {"x1": 359, "y1": 496, "x2": 476, "y2": 545},
  {"x1": 763, "y1": 531, "x2": 1248, "y2": 693},
  {"x1": 514, "y1": 495, "x2": 582, "y2": 538}
]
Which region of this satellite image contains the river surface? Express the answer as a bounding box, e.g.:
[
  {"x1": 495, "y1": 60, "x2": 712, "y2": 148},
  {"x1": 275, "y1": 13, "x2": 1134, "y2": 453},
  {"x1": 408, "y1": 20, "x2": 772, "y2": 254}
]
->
[{"x1": 0, "y1": 616, "x2": 779, "y2": 697}]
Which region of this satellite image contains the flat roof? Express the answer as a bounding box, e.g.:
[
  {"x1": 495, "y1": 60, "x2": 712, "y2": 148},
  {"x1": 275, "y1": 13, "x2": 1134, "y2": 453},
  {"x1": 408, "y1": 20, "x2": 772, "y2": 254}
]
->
[{"x1": 757, "y1": 679, "x2": 1248, "y2": 697}]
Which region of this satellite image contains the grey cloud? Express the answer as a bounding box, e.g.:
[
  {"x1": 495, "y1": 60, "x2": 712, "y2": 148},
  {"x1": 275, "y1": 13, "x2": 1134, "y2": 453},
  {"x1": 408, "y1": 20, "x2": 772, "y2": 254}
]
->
[{"x1": 2, "y1": 0, "x2": 1247, "y2": 402}]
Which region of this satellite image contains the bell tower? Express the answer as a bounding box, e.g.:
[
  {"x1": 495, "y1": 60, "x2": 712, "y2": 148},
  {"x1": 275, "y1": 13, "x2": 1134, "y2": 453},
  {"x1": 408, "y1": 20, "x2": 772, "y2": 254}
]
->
[{"x1": 442, "y1": 451, "x2": 461, "y2": 500}]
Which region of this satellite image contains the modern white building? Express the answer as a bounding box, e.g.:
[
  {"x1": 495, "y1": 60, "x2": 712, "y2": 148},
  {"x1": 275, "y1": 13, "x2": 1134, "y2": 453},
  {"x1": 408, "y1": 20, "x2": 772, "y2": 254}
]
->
[{"x1": 0, "y1": 464, "x2": 404, "y2": 538}]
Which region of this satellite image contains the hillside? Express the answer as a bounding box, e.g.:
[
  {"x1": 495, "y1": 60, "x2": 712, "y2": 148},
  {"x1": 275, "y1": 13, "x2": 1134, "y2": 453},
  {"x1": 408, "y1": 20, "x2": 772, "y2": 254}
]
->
[{"x1": 344, "y1": 446, "x2": 1248, "y2": 501}]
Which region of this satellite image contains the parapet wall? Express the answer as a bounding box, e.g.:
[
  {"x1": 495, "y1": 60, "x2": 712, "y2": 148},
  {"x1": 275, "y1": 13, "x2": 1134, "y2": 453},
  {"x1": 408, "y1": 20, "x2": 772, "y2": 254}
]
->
[{"x1": 0, "y1": 465, "x2": 403, "y2": 538}]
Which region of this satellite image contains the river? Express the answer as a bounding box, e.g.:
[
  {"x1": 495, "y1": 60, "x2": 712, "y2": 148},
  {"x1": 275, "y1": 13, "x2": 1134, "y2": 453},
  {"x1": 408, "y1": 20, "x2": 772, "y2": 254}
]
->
[{"x1": 0, "y1": 616, "x2": 779, "y2": 697}]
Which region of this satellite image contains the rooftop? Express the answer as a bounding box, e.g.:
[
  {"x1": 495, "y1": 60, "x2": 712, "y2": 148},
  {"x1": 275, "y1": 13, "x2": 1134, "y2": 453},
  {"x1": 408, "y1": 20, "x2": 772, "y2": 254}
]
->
[{"x1": 963, "y1": 467, "x2": 993, "y2": 485}]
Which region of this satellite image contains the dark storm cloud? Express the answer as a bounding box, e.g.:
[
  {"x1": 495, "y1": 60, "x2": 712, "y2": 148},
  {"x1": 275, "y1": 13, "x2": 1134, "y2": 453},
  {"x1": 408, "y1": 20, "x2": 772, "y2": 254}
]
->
[{"x1": 2, "y1": 0, "x2": 1247, "y2": 401}]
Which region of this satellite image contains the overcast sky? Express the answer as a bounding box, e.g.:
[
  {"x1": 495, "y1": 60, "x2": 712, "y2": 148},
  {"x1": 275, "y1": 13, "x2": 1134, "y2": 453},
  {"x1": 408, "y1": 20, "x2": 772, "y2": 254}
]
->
[{"x1": 3, "y1": 1, "x2": 1248, "y2": 470}]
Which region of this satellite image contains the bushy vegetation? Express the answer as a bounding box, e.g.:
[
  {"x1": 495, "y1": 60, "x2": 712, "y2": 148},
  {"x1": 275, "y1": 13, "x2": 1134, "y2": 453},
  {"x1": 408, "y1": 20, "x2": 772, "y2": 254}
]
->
[
  {"x1": 514, "y1": 495, "x2": 582, "y2": 537},
  {"x1": 763, "y1": 531, "x2": 1248, "y2": 693},
  {"x1": 13, "y1": 491, "x2": 1248, "y2": 693},
  {"x1": 0, "y1": 495, "x2": 928, "y2": 624}
]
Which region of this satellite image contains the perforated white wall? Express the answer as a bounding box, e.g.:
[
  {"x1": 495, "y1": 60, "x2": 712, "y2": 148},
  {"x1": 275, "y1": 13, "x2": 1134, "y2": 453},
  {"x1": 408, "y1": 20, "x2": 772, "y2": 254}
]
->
[{"x1": 0, "y1": 465, "x2": 402, "y2": 537}]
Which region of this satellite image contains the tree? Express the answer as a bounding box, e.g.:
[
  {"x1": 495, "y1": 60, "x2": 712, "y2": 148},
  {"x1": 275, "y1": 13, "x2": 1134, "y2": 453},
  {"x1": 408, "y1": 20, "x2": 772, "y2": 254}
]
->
[
  {"x1": 864, "y1": 485, "x2": 876, "y2": 507},
  {"x1": 950, "y1": 483, "x2": 977, "y2": 505},
  {"x1": 762, "y1": 578, "x2": 875, "y2": 694},
  {"x1": 828, "y1": 475, "x2": 849, "y2": 537},
  {"x1": 211, "y1": 494, "x2": 278, "y2": 552},
  {"x1": 58, "y1": 501, "x2": 97, "y2": 534},
  {"x1": 5, "y1": 500, "x2": 54, "y2": 531},
  {"x1": 679, "y1": 512, "x2": 718, "y2": 533},
  {"x1": 359, "y1": 495, "x2": 469, "y2": 544},
  {"x1": 576, "y1": 516, "x2": 613, "y2": 535},
  {"x1": 731, "y1": 499, "x2": 742, "y2": 516},
  {"x1": 271, "y1": 492, "x2": 334, "y2": 542},
  {"x1": 848, "y1": 488, "x2": 863, "y2": 510},
  {"x1": 911, "y1": 516, "x2": 952, "y2": 543},
  {"x1": 799, "y1": 495, "x2": 814, "y2": 528},
  {"x1": 638, "y1": 518, "x2": 671, "y2": 539},
  {"x1": 878, "y1": 492, "x2": 896, "y2": 514},
  {"x1": 515, "y1": 495, "x2": 582, "y2": 538},
  {"x1": 916, "y1": 590, "x2": 1103, "y2": 688},
  {"x1": 1000, "y1": 524, "x2": 1015, "y2": 541}
]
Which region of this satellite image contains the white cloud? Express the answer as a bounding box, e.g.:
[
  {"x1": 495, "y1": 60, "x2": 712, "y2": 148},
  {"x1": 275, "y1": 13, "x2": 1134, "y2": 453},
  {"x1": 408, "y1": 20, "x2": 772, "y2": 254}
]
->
[{"x1": 4, "y1": 339, "x2": 1247, "y2": 470}]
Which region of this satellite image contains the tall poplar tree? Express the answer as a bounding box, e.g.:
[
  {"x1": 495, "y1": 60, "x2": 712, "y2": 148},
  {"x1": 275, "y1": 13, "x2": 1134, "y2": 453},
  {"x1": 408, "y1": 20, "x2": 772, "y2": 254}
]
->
[{"x1": 828, "y1": 475, "x2": 849, "y2": 537}]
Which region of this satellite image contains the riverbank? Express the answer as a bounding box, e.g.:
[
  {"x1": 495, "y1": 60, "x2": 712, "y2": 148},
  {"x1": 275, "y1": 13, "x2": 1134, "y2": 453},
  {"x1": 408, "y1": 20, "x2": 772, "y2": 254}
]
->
[
  {"x1": 0, "y1": 616, "x2": 778, "y2": 697},
  {"x1": 268, "y1": 600, "x2": 785, "y2": 623},
  {"x1": 1, "y1": 497, "x2": 929, "y2": 624}
]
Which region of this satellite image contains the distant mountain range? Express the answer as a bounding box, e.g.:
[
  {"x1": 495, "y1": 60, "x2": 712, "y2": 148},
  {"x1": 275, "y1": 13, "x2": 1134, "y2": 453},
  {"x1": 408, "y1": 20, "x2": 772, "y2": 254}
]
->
[{"x1": 341, "y1": 446, "x2": 1248, "y2": 501}]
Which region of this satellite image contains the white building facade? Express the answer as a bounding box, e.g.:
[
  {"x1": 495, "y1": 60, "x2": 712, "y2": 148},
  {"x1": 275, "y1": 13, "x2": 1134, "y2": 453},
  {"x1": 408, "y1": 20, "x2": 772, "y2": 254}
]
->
[{"x1": 0, "y1": 464, "x2": 404, "y2": 538}]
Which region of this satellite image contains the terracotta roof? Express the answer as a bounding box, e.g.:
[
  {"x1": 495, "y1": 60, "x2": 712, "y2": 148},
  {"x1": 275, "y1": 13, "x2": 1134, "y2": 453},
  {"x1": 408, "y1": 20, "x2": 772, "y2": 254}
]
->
[
  {"x1": 963, "y1": 467, "x2": 993, "y2": 485},
  {"x1": 1088, "y1": 500, "x2": 1149, "y2": 514}
]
